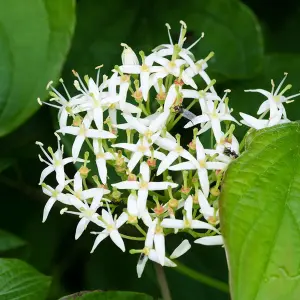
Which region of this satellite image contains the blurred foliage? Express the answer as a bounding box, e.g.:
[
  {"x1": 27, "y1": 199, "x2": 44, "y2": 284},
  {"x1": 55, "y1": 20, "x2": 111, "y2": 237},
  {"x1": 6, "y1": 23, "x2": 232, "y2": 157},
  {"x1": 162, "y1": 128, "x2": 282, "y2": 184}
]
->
[{"x1": 0, "y1": 0, "x2": 300, "y2": 299}]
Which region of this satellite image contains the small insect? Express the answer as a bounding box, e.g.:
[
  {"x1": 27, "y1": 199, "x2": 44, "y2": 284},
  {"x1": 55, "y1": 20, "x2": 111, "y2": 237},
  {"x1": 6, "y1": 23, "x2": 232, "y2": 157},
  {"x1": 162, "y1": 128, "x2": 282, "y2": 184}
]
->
[
  {"x1": 173, "y1": 105, "x2": 197, "y2": 124},
  {"x1": 224, "y1": 147, "x2": 239, "y2": 159},
  {"x1": 139, "y1": 253, "x2": 145, "y2": 261}
]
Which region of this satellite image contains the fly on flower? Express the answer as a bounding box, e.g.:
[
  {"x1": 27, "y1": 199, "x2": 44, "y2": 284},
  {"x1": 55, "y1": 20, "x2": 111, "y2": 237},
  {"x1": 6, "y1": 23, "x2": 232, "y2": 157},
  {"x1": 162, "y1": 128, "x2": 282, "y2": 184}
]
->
[{"x1": 173, "y1": 105, "x2": 197, "y2": 125}]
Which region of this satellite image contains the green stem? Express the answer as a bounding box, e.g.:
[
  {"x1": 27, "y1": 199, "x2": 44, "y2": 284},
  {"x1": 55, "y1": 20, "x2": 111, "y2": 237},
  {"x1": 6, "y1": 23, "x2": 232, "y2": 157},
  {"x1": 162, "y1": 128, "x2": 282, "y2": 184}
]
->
[
  {"x1": 135, "y1": 224, "x2": 147, "y2": 236},
  {"x1": 154, "y1": 263, "x2": 172, "y2": 300},
  {"x1": 173, "y1": 260, "x2": 229, "y2": 293},
  {"x1": 120, "y1": 234, "x2": 145, "y2": 241}
]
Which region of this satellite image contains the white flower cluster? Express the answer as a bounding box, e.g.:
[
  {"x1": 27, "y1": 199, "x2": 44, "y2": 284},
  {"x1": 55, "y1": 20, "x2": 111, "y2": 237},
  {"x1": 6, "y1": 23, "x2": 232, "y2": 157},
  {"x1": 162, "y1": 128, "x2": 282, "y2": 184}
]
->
[{"x1": 37, "y1": 21, "x2": 299, "y2": 277}]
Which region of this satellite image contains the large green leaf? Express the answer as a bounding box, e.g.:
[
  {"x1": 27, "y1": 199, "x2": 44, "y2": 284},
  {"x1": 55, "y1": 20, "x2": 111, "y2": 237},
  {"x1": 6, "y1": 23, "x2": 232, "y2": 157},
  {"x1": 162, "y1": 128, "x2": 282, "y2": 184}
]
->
[
  {"x1": 60, "y1": 291, "x2": 153, "y2": 300},
  {"x1": 0, "y1": 229, "x2": 26, "y2": 253},
  {"x1": 0, "y1": 258, "x2": 51, "y2": 299},
  {"x1": 220, "y1": 122, "x2": 300, "y2": 300},
  {"x1": 0, "y1": 0, "x2": 76, "y2": 136}
]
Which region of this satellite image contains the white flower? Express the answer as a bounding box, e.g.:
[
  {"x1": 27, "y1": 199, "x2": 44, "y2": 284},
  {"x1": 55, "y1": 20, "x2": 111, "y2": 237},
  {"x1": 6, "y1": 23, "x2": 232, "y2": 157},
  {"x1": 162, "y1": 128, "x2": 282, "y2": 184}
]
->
[
  {"x1": 169, "y1": 138, "x2": 226, "y2": 197},
  {"x1": 120, "y1": 52, "x2": 158, "y2": 101},
  {"x1": 105, "y1": 72, "x2": 140, "y2": 123},
  {"x1": 245, "y1": 73, "x2": 300, "y2": 125},
  {"x1": 205, "y1": 135, "x2": 240, "y2": 164},
  {"x1": 112, "y1": 162, "x2": 178, "y2": 216},
  {"x1": 161, "y1": 195, "x2": 219, "y2": 232},
  {"x1": 57, "y1": 114, "x2": 116, "y2": 160},
  {"x1": 152, "y1": 21, "x2": 203, "y2": 73},
  {"x1": 36, "y1": 138, "x2": 77, "y2": 186},
  {"x1": 136, "y1": 218, "x2": 176, "y2": 278},
  {"x1": 91, "y1": 208, "x2": 127, "y2": 252},
  {"x1": 112, "y1": 132, "x2": 165, "y2": 172},
  {"x1": 184, "y1": 93, "x2": 238, "y2": 143},
  {"x1": 194, "y1": 235, "x2": 223, "y2": 246},
  {"x1": 170, "y1": 239, "x2": 191, "y2": 259},
  {"x1": 122, "y1": 113, "x2": 169, "y2": 141},
  {"x1": 41, "y1": 183, "x2": 71, "y2": 222},
  {"x1": 93, "y1": 139, "x2": 115, "y2": 184},
  {"x1": 61, "y1": 184, "x2": 109, "y2": 240},
  {"x1": 39, "y1": 80, "x2": 86, "y2": 129},
  {"x1": 121, "y1": 43, "x2": 139, "y2": 65},
  {"x1": 156, "y1": 137, "x2": 198, "y2": 176}
]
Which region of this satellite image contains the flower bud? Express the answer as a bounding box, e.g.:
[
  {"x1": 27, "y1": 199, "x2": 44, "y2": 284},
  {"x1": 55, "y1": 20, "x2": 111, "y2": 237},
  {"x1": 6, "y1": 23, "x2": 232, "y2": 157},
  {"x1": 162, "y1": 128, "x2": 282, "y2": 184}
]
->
[{"x1": 121, "y1": 43, "x2": 139, "y2": 65}]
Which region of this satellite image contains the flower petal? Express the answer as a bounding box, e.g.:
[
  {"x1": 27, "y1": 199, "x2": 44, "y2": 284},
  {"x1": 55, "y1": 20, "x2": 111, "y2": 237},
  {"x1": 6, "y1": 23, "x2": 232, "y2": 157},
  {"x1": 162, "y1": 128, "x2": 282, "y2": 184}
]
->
[
  {"x1": 110, "y1": 229, "x2": 125, "y2": 252},
  {"x1": 194, "y1": 235, "x2": 223, "y2": 246},
  {"x1": 90, "y1": 230, "x2": 109, "y2": 253},
  {"x1": 170, "y1": 239, "x2": 191, "y2": 259}
]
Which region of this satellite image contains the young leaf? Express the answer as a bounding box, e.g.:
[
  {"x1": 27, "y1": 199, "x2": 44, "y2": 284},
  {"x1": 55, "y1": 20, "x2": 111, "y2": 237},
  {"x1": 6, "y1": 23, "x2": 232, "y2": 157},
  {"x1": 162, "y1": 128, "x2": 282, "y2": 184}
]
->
[{"x1": 220, "y1": 122, "x2": 300, "y2": 300}]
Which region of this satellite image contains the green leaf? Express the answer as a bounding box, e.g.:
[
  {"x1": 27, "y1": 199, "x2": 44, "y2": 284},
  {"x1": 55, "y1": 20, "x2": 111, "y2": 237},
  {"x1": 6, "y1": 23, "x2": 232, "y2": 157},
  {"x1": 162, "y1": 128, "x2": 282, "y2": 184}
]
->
[
  {"x1": 220, "y1": 122, "x2": 300, "y2": 300},
  {"x1": 0, "y1": 229, "x2": 26, "y2": 253},
  {"x1": 131, "y1": 0, "x2": 263, "y2": 79},
  {"x1": 0, "y1": 0, "x2": 76, "y2": 137},
  {"x1": 0, "y1": 258, "x2": 51, "y2": 299},
  {"x1": 60, "y1": 291, "x2": 153, "y2": 300}
]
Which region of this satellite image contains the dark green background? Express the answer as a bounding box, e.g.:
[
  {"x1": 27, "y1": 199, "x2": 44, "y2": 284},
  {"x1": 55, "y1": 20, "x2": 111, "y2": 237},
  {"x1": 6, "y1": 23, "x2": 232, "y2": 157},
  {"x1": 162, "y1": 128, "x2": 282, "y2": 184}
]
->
[{"x1": 1, "y1": 0, "x2": 300, "y2": 299}]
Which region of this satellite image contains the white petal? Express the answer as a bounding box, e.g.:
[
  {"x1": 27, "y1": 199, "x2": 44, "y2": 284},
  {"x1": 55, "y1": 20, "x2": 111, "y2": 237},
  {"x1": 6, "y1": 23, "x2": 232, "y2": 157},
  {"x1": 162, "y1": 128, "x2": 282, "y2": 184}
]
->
[
  {"x1": 55, "y1": 165, "x2": 65, "y2": 186},
  {"x1": 197, "y1": 190, "x2": 210, "y2": 212},
  {"x1": 148, "y1": 250, "x2": 176, "y2": 267},
  {"x1": 196, "y1": 138, "x2": 205, "y2": 161},
  {"x1": 245, "y1": 88, "x2": 271, "y2": 98},
  {"x1": 154, "y1": 233, "x2": 166, "y2": 266},
  {"x1": 145, "y1": 218, "x2": 157, "y2": 248},
  {"x1": 137, "y1": 189, "x2": 148, "y2": 217},
  {"x1": 39, "y1": 165, "x2": 55, "y2": 184},
  {"x1": 184, "y1": 115, "x2": 209, "y2": 128},
  {"x1": 194, "y1": 235, "x2": 223, "y2": 246},
  {"x1": 110, "y1": 229, "x2": 125, "y2": 252},
  {"x1": 141, "y1": 71, "x2": 150, "y2": 101},
  {"x1": 127, "y1": 194, "x2": 138, "y2": 216},
  {"x1": 90, "y1": 231, "x2": 109, "y2": 253},
  {"x1": 128, "y1": 152, "x2": 143, "y2": 172},
  {"x1": 257, "y1": 100, "x2": 269, "y2": 115},
  {"x1": 75, "y1": 218, "x2": 89, "y2": 240},
  {"x1": 206, "y1": 162, "x2": 227, "y2": 170},
  {"x1": 240, "y1": 113, "x2": 268, "y2": 130},
  {"x1": 112, "y1": 142, "x2": 137, "y2": 152},
  {"x1": 86, "y1": 129, "x2": 116, "y2": 139},
  {"x1": 74, "y1": 171, "x2": 82, "y2": 193},
  {"x1": 157, "y1": 151, "x2": 178, "y2": 175},
  {"x1": 169, "y1": 161, "x2": 196, "y2": 171},
  {"x1": 42, "y1": 197, "x2": 56, "y2": 222},
  {"x1": 112, "y1": 181, "x2": 140, "y2": 190},
  {"x1": 96, "y1": 157, "x2": 107, "y2": 184},
  {"x1": 184, "y1": 196, "x2": 193, "y2": 221},
  {"x1": 57, "y1": 126, "x2": 80, "y2": 136},
  {"x1": 93, "y1": 107, "x2": 103, "y2": 130},
  {"x1": 198, "y1": 168, "x2": 209, "y2": 198},
  {"x1": 170, "y1": 240, "x2": 191, "y2": 259},
  {"x1": 191, "y1": 220, "x2": 219, "y2": 232},
  {"x1": 72, "y1": 135, "x2": 85, "y2": 160},
  {"x1": 148, "y1": 182, "x2": 177, "y2": 191},
  {"x1": 137, "y1": 254, "x2": 149, "y2": 278},
  {"x1": 116, "y1": 212, "x2": 128, "y2": 228},
  {"x1": 160, "y1": 219, "x2": 184, "y2": 229},
  {"x1": 140, "y1": 162, "x2": 150, "y2": 182}
]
